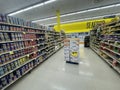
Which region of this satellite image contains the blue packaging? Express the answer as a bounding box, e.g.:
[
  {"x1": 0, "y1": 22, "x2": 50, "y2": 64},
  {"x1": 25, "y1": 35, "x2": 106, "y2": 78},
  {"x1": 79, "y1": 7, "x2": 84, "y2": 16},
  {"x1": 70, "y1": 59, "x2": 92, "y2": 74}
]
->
[
  {"x1": 0, "y1": 67, "x2": 4, "y2": 76},
  {"x1": 1, "y1": 77, "x2": 7, "y2": 86},
  {"x1": 3, "y1": 65, "x2": 8, "y2": 74}
]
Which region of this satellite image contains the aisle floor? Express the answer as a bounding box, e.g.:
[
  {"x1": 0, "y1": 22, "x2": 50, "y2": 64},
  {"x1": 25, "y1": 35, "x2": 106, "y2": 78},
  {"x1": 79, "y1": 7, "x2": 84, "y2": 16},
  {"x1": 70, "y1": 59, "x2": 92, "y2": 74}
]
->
[{"x1": 7, "y1": 45, "x2": 120, "y2": 90}]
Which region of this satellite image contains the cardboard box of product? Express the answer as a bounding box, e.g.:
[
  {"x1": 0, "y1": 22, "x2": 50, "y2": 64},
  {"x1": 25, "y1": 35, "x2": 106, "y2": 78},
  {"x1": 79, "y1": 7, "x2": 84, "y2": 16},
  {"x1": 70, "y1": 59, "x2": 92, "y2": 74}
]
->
[
  {"x1": 64, "y1": 38, "x2": 80, "y2": 63},
  {"x1": 70, "y1": 38, "x2": 79, "y2": 63}
]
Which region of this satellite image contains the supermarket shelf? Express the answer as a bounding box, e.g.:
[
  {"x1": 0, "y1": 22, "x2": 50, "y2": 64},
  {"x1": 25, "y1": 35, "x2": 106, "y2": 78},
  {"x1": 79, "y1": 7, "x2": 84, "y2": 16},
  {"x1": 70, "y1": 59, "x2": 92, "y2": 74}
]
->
[
  {"x1": 0, "y1": 22, "x2": 46, "y2": 31},
  {"x1": 1, "y1": 52, "x2": 48, "y2": 90},
  {"x1": 1, "y1": 67, "x2": 33, "y2": 90},
  {"x1": 101, "y1": 50, "x2": 120, "y2": 64},
  {"x1": 26, "y1": 32, "x2": 45, "y2": 34},
  {"x1": 0, "y1": 38, "x2": 42, "y2": 43},
  {"x1": 102, "y1": 42, "x2": 120, "y2": 48},
  {"x1": 1, "y1": 49, "x2": 49, "y2": 90},
  {"x1": 55, "y1": 42, "x2": 62, "y2": 45},
  {"x1": 100, "y1": 55, "x2": 120, "y2": 74},
  {"x1": 0, "y1": 39, "x2": 31, "y2": 44},
  {"x1": 90, "y1": 20, "x2": 120, "y2": 75},
  {"x1": 94, "y1": 44, "x2": 100, "y2": 49},
  {"x1": 0, "y1": 40, "x2": 24, "y2": 43},
  {"x1": 0, "y1": 30, "x2": 23, "y2": 33},
  {"x1": 38, "y1": 47, "x2": 45, "y2": 51},
  {"x1": 47, "y1": 33, "x2": 53, "y2": 35},
  {"x1": 36, "y1": 53, "x2": 46, "y2": 58},
  {"x1": 45, "y1": 47, "x2": 55, "y2": 51},
  {"x1": 0, "y1": 15, "x2": 66, "y2": 90},
  {"x1": 101, "y1": 46, "x2": 120, "y2": 56},
  {"x1": 110, "y1": 29, "x2": 120, "y2": 32},
  {"x1": 91, "y1": 47, "x2": 120, "y2": 74},
  {"x1": 100, "y1": 34, "x2": 120, "y2": 36},
  {"x1": 91, "y1": 46, "x2": 100, "y2": 54},
  {"x1": 0, "y1": 57, "x2": 36, "y2": 79},
  {"x1": 0, "y1": 50, "x2": 35, "y2": 67},
  {"x1": 0, "y1": 43, "x2": 44, "y2": 56},
  {"x1": 0, "y1": 47, "x2": 46, "y2": 78},
  {"x1": 0, "y1": 47, "x2": 45, "y2": 67},
  {"x1": 54, "y1": 34, "x2": 60, "y2": 35},
  {"x1": 45, "y1": 46, "x2": 63, "y2": 60},
  {"x1": 0, "y1": 30, "x2": 45, "y2": 35}
]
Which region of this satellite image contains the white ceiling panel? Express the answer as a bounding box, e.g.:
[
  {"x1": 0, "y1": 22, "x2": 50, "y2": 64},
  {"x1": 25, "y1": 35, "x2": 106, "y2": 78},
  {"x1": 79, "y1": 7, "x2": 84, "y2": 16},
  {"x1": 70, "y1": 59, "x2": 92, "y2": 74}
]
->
[
  {"x1": 39, "y1": 6, "x2": 120, "y2": 25},
  {"x1": 0, "y1": 0, "x2": 46, "y2": 14},
  {"x1": 12, "y1": 0, "x2": 120, "y2": 20},
  {"x1": 0, "y1": 0, "x2": 120, "y2": 25}
]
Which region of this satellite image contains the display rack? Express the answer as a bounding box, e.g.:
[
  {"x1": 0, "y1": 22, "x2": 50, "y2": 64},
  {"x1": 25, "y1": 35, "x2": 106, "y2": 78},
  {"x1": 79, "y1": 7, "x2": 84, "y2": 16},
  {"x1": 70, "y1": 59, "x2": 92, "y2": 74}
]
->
[
  {"x1": 60, "y1": 31, "x2": 66, "y2": 43},
  {"x1": 90, "y1": 29, "x2": 101, "y2": 54},
  {"x1": 64, "y1": 38, "x2": 80, "y2": 64},
  {"x1": 0, "y1": 14, "x2": 65, "y2": 90},
  {"x1": 90, "y1": 20, "x2": 120, "y2": 74},
  {"x1": 44, "y1": 30, "x2": 55, "y2": 58},
  {"x1": 54, "y1": 31, "x2": 63, "y2": 51}
]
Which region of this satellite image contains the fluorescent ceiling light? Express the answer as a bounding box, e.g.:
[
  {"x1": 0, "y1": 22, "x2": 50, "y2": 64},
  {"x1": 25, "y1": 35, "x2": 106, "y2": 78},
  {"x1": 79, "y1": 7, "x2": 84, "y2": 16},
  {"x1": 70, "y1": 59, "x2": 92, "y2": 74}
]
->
[
  {"x1": 8, "y1": 0, "x2": 57, "y2": 16},
  {"x1": 33, "y1": 16, "x2": 56, "y2": 22},
  {"x1": 46, "y1": 14, "x2": 118, "y2": 26},
  {"x1": 44, "y1": 0, "x2": 56, "y2": 4},
  {"x1": 33, "y1": 3, "x2": 120, "y2": 22}
]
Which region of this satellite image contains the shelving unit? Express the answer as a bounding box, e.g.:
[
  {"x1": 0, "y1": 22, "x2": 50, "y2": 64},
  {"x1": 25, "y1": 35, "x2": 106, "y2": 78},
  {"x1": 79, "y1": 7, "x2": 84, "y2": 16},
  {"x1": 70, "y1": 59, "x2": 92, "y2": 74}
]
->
[
  {"x1": 90, "y1": 29, "x2": 101, "y2": 54},
  {"x1": 44, "y1": 30, "x2": 55, "y2": 58},
  {"x1": 90, "y1": 20, "x2": 120, "y2": 74},
  {"x1": 0, "y1": 15, "x2": 65, "y2": 90},
  {"x1": 54, "y1": 31, "x2": 64, "y2": 51}
]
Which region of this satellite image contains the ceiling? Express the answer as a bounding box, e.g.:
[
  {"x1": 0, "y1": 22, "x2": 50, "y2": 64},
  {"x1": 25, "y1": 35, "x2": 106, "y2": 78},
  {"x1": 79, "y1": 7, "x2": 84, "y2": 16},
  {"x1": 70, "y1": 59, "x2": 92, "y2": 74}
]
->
[{"x1": 0, "y1": 0, "x2": 120, "y2": 25}]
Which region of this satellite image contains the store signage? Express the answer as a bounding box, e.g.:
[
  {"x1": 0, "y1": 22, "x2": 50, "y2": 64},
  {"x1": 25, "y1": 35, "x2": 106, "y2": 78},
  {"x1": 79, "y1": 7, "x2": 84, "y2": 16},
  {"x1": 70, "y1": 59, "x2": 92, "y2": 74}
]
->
[{"x1": 54, "y1": 17, "x2": 119, "y2": 33}]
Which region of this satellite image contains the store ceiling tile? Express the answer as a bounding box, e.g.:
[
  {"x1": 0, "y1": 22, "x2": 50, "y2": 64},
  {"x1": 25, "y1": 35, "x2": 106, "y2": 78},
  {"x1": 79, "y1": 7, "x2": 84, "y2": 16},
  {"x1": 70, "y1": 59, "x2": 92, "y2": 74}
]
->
[
  {"x1": 37, "y1": 6, "x2": 120, "y2": 25},
  {"x1": 0, "y1": 0, "x2": 120, "y2": 24},
  {"x1": 13, "y1": 0, "x2": 120, "y2": 21},
  {"x1": 0, "y1": 0, "x2": 46, "y2": 14}
]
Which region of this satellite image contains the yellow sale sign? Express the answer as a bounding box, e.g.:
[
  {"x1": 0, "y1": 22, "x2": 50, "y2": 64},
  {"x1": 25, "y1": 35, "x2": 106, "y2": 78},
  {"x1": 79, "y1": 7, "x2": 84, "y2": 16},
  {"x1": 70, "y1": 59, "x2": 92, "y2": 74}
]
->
[
  {"x1": 54, "y1": 17, "x2": 119, "y2": 33},
  {"x1": 71, "y1": 52, "x2": 78, "y2": 57}
]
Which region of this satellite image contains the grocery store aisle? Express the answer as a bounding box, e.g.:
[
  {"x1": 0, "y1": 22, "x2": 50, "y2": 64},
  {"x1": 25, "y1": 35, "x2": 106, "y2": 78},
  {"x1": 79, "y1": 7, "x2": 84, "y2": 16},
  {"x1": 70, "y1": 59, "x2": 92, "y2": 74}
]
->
[{"x1": 7, "y1": 45, "x2": 120, "y2": 90}]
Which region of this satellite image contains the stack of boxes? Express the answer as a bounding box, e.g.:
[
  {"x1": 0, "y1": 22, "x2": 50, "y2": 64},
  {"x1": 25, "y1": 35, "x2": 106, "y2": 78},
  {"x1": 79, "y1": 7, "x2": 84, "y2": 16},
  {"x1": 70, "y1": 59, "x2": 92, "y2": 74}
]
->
[{"x1": 64, "y1": 38, "x2": 80, "y2": 64}]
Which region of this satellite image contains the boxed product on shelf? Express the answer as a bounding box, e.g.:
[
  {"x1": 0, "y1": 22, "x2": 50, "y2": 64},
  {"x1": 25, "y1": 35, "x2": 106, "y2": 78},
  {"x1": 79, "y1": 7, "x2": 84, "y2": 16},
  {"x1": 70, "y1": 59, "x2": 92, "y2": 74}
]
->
[
  {"x1": 0, "y1": 67, "x2": 4, "y2": 76},
  {"x1": 1, "y1": 76, "x2": 8, "y2": 87},
  {"x1": 6, "y1": 64, "x2": 12, "y2": 72}
]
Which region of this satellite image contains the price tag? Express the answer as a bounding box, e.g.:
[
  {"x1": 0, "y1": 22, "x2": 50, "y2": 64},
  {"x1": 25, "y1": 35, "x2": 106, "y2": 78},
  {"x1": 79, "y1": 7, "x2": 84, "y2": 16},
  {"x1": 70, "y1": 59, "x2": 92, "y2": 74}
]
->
[
  {"x1": 27, "y1": 54, "x2": 30, "y2": 57},
  {"x1": 23, "y1": 32, "x2": 26, "y2": 34},
  {"x1": 9, "y1": 51, "x2": 14, "y2": 55},
  {"x1": 71, "y1": 52, "x2": 78, "y2": 57}
]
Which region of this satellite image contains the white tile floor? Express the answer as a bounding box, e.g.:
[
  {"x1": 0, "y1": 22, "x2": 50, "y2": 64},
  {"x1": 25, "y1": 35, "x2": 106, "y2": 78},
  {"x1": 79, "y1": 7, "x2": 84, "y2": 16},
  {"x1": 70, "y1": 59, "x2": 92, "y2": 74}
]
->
[{"x1": 7, "y1": 45, "x2": 120, "y2": 90}]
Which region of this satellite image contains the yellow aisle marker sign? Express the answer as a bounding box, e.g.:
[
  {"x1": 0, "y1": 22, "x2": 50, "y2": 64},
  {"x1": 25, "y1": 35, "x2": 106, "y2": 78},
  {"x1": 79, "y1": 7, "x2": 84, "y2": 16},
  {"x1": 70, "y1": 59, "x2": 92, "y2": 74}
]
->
[
  {"x1": 56, "y1": 10, "x2": 61, "y2": 31},
  {"x1": 54, "y1": 17, "x2": 119, "y2": 33}
]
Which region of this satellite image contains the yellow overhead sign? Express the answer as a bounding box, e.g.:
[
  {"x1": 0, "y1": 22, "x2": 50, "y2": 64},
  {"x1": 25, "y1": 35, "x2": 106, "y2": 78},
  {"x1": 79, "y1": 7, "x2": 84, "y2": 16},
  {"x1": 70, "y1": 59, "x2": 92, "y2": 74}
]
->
[{"x1": 54, "y1": 17, "x2": 119, "y2": 33}]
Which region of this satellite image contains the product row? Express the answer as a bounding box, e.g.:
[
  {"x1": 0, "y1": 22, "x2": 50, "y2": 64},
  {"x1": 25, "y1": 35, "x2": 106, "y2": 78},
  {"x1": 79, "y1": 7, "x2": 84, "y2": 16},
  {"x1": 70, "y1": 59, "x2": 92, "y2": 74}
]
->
[
  {"x1": 0, "y1": 24, "x2": 46, "y2": 33},
  {"x1": 0, "y1": 58, "x2": 41, "y2": 89},
  {"x1": 0, "y1": 14, "x2": 48, "y2": 30},
  {"x1": 0, "y1": 32, "x2": 46, "y2": 42},
  {"x1": 0, "y1": 47, "x2": 38, "y2": 64}
]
